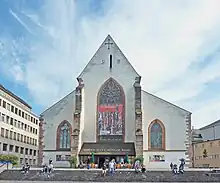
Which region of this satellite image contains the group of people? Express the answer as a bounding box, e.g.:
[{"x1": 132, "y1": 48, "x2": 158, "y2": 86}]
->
[
  {"x1": 100, "y1": 158, "x2": 146, "y2": 176},
  {"x1": 21, "y1": 163, "x2": 30, "y2": 173},
  {"x1": 40, "y1": 158, "x2": 54, "y2": 177},
  {"x1": 101, "y1": 158, "x2": 116, "y2": 176},
  {"x1": 170, "y1": 159, "x2": 185, "y2": 174}
]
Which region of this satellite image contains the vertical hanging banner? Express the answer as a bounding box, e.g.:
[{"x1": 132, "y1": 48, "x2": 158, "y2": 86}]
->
[{"x1": 98, "y1": 104, "x2": 123, "y2": 141}]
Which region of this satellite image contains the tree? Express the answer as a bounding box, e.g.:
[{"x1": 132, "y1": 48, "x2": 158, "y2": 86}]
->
[
  {"x1": 0, "y1": 154, "x2": 18, "y2": 165},
  {"x1": 68, "y1": 155, "x2": 77, "y2": 168},
  {"x1": 203, "y1": 149, "x2": 208, "y2": 158}
]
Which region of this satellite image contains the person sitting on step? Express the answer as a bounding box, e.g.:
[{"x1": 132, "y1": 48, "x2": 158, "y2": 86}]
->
[
  {"x1": 48, "y1": 163, "x2": 54, "y2": 174},
  {"x1": 172, "y1": 164, "x2": 178, "y2": 174},
  {"x1": 101, "y1": 162, "x2": 107, "y2": 177}
]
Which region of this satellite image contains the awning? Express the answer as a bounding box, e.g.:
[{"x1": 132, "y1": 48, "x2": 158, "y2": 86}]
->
[{"x1": 79, "y1": 142, "x2": 136, "y2": 156}]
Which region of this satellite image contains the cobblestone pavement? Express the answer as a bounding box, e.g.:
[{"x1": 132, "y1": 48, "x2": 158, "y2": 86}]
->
[
  {"x1": 0, "y1": 170, "x2": 220, "y2": 182},
  {"x1": 0, "y1": 181, "x2": 219, "y2": 183}
]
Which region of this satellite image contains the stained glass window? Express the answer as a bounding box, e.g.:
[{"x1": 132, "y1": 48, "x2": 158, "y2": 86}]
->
[
  {"x1": 59, "y1": 122, "x2": 70, "y2": 149},
  {"x1": 150, "y1": 122, "x2": 163, "y2": 149},
  {"x1": 97, "y1": 78, "x2": 125, "y2": 140}
]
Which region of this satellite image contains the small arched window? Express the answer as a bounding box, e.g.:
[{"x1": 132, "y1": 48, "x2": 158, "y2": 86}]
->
[
  {"x1": 56, "y1": 121, "x2": 72, "y2": 150},
  {"x1": 148, "y1": 119, "x2": 165, "y2": 150}
]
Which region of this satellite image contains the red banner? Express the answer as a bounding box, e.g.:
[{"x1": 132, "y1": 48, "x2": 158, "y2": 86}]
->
[{"x1": 97, "y1": 104, "x2": 123, "y2": 136}]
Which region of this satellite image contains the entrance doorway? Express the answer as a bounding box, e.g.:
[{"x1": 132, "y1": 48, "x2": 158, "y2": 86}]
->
[{"x1": 98, "y1": 156, "x2": 105, "y2": 168}]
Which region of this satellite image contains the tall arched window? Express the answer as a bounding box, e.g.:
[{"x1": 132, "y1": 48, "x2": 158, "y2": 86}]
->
[
  {"x1": 97, "y1": 77, "x2": 125, "y2": 142},
  {"x1": 148, "y1": 119, "x2": 165, "y2": 150},
  {"x1": 56, "y1": 121, "x2": 72, "y2": 150}
]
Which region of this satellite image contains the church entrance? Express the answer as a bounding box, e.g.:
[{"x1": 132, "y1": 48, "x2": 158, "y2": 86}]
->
[
  {"x1": 98, "y1": 156, "x2": 105, "y2": 168},
  {"x1": 79, "y1": 142, "x2": 136, "y2": 167}
]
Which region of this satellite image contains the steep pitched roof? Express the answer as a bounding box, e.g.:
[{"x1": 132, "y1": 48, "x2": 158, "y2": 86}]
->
[
  {"x1": 142, "y1": 90, "x2": 191, "y2": 114},
  {"x1": 41, "y1": 90, "x2": 75, "y2": 115},
  {"x1": 77, "y1": 34, "x2": 140, "y2": 78}
]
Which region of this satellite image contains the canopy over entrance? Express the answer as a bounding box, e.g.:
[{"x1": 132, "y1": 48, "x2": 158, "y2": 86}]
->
[{"x1": 79, "y1": 142, "x2": 136, "y2": 156}]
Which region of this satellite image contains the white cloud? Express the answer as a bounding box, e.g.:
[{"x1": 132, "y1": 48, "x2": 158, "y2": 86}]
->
[{"x1": 1, "y1": 0, "x2": 220, "y2": 128}]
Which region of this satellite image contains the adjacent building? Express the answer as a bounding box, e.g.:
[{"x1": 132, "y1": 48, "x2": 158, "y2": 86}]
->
[
  {"x1": 193, "y1": 138, "x2": 220, "y2": 168},
  {"x1": 191, "y1": 120, "x2": 220, "y2": 168},
  {"x1": 0, "y1": 84, "x2": 39, "y2": 166}
]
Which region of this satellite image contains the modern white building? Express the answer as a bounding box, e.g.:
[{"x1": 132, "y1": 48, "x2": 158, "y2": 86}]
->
[{"x1": 0, "y1": 84, "x2": 39, "y2": 166}]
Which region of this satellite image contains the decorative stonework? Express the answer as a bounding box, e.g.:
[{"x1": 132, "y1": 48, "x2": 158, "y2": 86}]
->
[
  {"x1": 133, "y1": 76, "x2": 143, "y2": 157},
  {"x1": 185, "y1": 113, "x2": 192, "y2": 167},
  {"x1": 71, "y1": 78, "x2": 84, "y2": 157},
  {"x1": 38, "y1": 115, "x2": 44, "y2": 166}
]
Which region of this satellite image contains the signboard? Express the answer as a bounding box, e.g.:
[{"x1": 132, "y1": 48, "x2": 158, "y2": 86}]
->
[
  {"x1": 149, "y1": 155, "x2": 165, "y2": 162},
  {"x1": 79, "y1": 143, "x2": 135, "y2": 156}
]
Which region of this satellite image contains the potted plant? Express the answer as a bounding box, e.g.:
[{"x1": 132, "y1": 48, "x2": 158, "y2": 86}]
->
[
  {"x1": 135, "y1": 155, "x2": 144, "y2": 166},
  {"x1": 69, "y1": 155, "x2": 77, "y2": 168}
]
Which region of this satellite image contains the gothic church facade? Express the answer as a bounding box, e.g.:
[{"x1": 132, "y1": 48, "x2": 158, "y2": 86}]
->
[{"x1": 39, "y1": 35, "x2": 192, "y2": 169}]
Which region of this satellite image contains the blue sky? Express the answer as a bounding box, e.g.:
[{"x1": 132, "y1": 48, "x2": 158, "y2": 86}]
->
[{"x1": 1, "y1": 0, "x2": 220, "y2": 128}]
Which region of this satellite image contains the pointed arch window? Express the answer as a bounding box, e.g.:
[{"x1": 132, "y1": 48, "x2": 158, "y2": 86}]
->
[
  {"x1": 148, "y1": 119, "x2": 165, "y2": 150},
  {"x1": 97, "y1": 77, "x2": 125, "y2": 142},
  {"x1": 56, "y1": 121, "x2": 72, "y2": 150}
]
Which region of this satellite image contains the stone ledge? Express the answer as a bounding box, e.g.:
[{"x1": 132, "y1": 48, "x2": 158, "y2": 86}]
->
[{"x1": 0, "y1": 170, "x2": 220, "y2": 182}]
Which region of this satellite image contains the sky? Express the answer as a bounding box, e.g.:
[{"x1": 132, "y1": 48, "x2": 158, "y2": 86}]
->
[{"x1": 0, "y1": 0, "x2": 220, "y2": 128}]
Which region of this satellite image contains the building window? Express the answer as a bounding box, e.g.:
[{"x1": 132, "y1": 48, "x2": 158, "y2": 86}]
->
[
  {"x1": 2, "y1": 100, "x2": 6, "y2": 108},
  {"x1": 56, "y1": 121, "x2": 72, "y2": 150},
  {"x1": 21, "y1": 135, "x2": 23, "y2": 142},
  {"x1": 22, "y1": 111, "x2": 24, "y2": 118},
  {"x1": 148, "y1": 119, "x2": 165, "y2": 150},
  {"x1": 17, "y1": 133, "x2": 20, "y2": 141},
  {"x1": 15, "y1": 146, "x2": 19, "y2": 153},
  {"x1": 20, "y1": 147, "x2": 24, "y2": 154},
  {"x1": 24, "y1": 136, "x2": 26, "y2": 143},
  {"x1": 5, "y1": 129, "x2": 9, "y2": 138},
  {"x1": 25, "y1": 148, "x2": 28, "y2": 155},
  {"x1": 10, "y1": 131, "x2": 13, "y2": 139},
  {"x1": 7, "y1": 103, "x2": 10, "y2": 110},
  {"x1": 30, "y1": 149, "x2": 32, "y2": 155},
  {"x1": 9, "y1": 145, "x2": 13, "y2": 152},
  {"x1": 3, "y1": 143, "x2": 7, "y2": 151},
  {"x1": 0, "y1": 99, "x2": 1, "y2": 106},
  {"x1": 11, "y1": 105, "x2": 14, "y2": 112},
  {"x1": 18, "y1": 121, "x2": 21, "y2": 128},
  {"x1": 14, "y1": 119, "x2": 17, "y2": 127},
  {"x1": 210, "y1": 142, "x2": 213, "y2": 147},
  {"x1": 10, "y1": 118, "x2": 13, "y2": 125},
  {"x1": 13, "y1": 132, "x2": 16, "y2": 140},
  {"x1": 33, "y1": 159, "x2": 36, "y2": 165},
  {"x1": 6, "y1": 116, "x2": 9, "y2": 123},
  {"x1": 33, "y1": 150, "x2": 36, "y2": 156},
  {"x1": 18, "y1": 110, "x2": 21, "y2": 116},
  {"x1": 20, "y1": 158, "x2": 23, "y2": 164},
  {"x1": 1, "y1": 128, "x2": 4, "y2": 137},
  {"x1": 1, "y1": 114, "x2": 5, "y2": 122},
  {"x1": 15, "y1": 107, "x2": 18, "y2": 114}
]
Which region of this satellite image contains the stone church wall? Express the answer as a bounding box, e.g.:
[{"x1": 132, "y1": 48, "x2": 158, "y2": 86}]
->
[
  {"x1": 42, "y1": 91, "x2": 75, "y2": 167},
  {"x1": 79, "y1": 40, "x2": 139, "y2": 143},
  {"x1": 142, "y1": 90, "x2": 190, "y2": 169}
]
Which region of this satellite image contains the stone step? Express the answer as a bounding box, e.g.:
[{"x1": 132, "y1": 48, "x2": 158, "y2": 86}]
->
[{"x1": 0, "y1": 170, "x2": 220, "y2": 182}]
